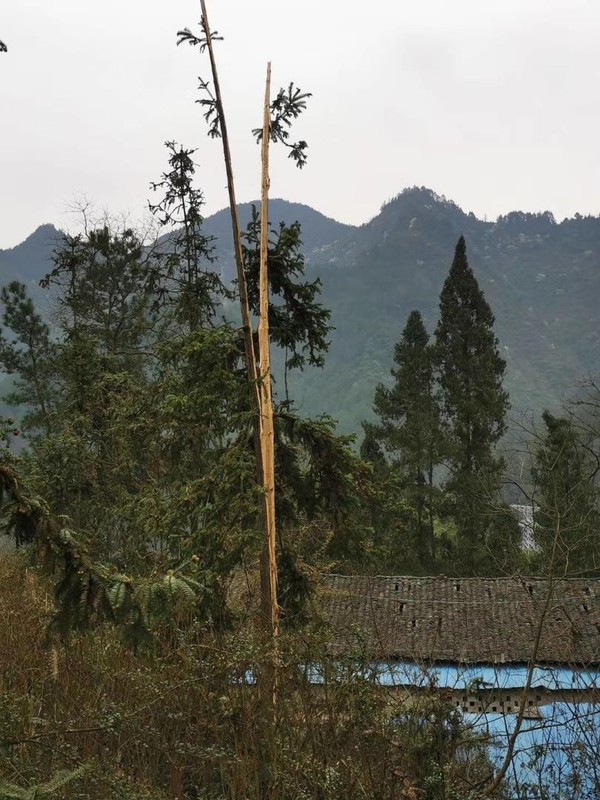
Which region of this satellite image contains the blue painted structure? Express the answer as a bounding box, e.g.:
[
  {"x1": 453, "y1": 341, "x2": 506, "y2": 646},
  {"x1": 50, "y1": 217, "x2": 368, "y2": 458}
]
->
[
  {"x1": 305, "y1": 662, "x2": 600, "y2": 797},
  {"x1": 370, "y1": 662, "x2": 600, "y2": 692},
  {"x1": 466, "y1": 705, "x2": 600, "y2": 798}
]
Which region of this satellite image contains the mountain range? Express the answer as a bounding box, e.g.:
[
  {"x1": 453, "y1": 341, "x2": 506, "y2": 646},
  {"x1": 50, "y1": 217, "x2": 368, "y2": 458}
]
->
[{"x1": 1, "y1": 189, "x2": 599, "y2": 436}]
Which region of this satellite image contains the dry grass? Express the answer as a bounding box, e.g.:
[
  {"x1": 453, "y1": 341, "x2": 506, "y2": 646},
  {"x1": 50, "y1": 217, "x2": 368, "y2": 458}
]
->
[{"x1": 0, "y1": 553, "x2": 492, "y2": 799}]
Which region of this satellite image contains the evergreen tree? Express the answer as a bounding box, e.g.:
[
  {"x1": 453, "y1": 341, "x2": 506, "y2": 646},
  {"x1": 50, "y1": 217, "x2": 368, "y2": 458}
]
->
[
  {"x1": 0, "y1": 282, "x2": 57, "y2": 438},
  {"x1": 359, "y1": 422, "x2": 387, "y2": 476},
  {"x1": 42, "y1": 225, "x2": 153, "y2": 364},
  {"x1": 532, "y1": 410, "x2": 600, "y2": 575},
  {"x1": 242, "y1": 208, "x2": 332, "y2": 401},
  {"x1": 147, "y1": 141, "x2": 227, "y2": 331},
  {"x1": 368, "y1": 310, "x2": 441, "y2": 567},
  {"x1": 435, "y1": 236, "x2": 512, "y2": 573},
  {"x1": 1, "y1": 202, "x2": 363, "y2": 622}
]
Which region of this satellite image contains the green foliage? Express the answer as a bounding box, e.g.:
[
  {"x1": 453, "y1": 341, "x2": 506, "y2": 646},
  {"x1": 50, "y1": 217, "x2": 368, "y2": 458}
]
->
[
  {"x1": 435, "y1": 236, "x2": 517, "y2": 574},
  {"x1": 42, "y1": 226, "x2": 153, "y2": 360},
  {"x1": 0, "y1": 182, "x2": 365, "y2": 631},
  {"x1": 275, "y1": 412, "x2": 369, "y2": 539},
  {"x1": 243, "y1": 208, "x2": 332, "y2": 381},
  {"x1": 0, "y1": 461, "x2": 209, "y2": 647},
  {"x1": 0, "y1": 765, "x2": 88, "y2": 799},
  {"x1": 0, "y1": 282, "x2": 57, "y2": 438},
  {"x1": 435, "y1": 237, "x2": 508, "y2": 466},
  {"x1": 359, "y1": 421, "x2": 386, "y2": 471},
  {"x1": 252, "y1": 83, "x2": 312, "y2": 169},
  {"x1": 176, "y1": 25, "x2": 224, "y2": 139},
  {"x1": 360, "y1": 239, "x2": 521, "y2": 576},
  {"x1": 532, "y1": 410, "x2": 600, "y2": 575},
  {"x1": 368, "y1": 309, "x2": 442, "y2": 567},
  {"x1": 147, "y1": 141, "x2": 228, "y2": 331}
]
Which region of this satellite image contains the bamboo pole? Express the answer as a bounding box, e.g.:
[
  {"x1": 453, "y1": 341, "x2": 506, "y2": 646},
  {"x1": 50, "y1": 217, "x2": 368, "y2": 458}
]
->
[
  {"x1": 258, "y1": 62, "x2": 279, "y2": 642},
  {"x1": 198, "y1": 2, "x2": 278, "y2": 639},
  {"x1": 198, "y1": 0, "x2": 260, "y2": 405}
]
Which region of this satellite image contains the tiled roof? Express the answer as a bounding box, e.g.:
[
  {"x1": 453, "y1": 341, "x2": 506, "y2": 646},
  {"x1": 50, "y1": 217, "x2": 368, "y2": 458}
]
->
[{"x1": 321, "y1": 575, "x2": 600, "y2": 666}]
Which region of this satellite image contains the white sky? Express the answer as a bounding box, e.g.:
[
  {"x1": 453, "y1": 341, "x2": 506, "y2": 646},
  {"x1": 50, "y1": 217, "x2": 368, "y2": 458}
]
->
[{"x1": 1, "y1": 0, "x2": 600, "y2": 248}]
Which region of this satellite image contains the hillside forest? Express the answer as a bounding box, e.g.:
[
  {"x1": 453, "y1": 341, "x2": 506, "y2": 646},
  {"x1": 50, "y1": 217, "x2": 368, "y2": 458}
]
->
[{"x1": 1, "y1": 7, "x2": 600, "y2": 800}]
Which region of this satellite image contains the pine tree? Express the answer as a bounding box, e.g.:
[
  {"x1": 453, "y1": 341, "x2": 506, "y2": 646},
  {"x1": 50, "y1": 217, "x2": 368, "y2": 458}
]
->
[
  {"x1": 532, "y1": 410, "x2": 600, "y2": 576},
  {"x1": 242, "y1": 208, "x2": 332, "y2": 398},
  {"x1": 359, "y1": 422, "x2": 387, "y2": 475},
  {"x1": 0, "y1": 282, "x2": 58, "y2": 438},
  {"x1": 42, "y1": 225, "x2": 153, "y2": 363},
  {"x1": 368, "y1": 310, "x2": 441, "y2": 567},
  {"x1": 435, "y1": 236, "x2": 511, "y2": 573},
  {"x1": 147, "y1": 141, "x2": 227, "y2": 332}
]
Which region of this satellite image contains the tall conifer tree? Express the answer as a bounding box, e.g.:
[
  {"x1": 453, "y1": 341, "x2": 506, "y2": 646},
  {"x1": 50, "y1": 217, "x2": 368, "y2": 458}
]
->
[
  {"x1": 435, "y1": 236, "x2": 511, "y2": 572},
  {"x1": 369, "y1": 309, "x2": 440, "y2": 566},
  {"x1": 0, "y1": 282, "x2": 57, "y2": 439},
  {"x1": 532, "y1": 411, "x2": 600, "y2": 575}
]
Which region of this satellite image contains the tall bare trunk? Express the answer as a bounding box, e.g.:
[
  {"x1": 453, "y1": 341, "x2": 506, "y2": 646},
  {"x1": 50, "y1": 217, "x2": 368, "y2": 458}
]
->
[
  {"x1": 199, "y1": 0, "x2": 260, "y2": 401},
  {"x1": 198, "y1": 3, "x2": 279, "y2": 636},
  {"x1": 258, "y1": 63, "x2": 279, "y2": 644}
]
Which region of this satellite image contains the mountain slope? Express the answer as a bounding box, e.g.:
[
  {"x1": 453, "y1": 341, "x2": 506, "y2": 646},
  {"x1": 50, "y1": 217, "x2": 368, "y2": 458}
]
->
[
  {"x1": 0, "y1": 202, "x2": 354, "y2": 285},
  {"x1": 2, "y1": 192, "x2": 599, "y2": 436},
  {"x1": 0, "y1": 223, "x2": 60, "y2": 285},
  {"x1": 292, "y1": 189, "x2": 600, "y2": 431},
  {"x1": 0, "y1": 224, "x2": 63, "y2": 420},
  {"x1": 202, "y1": 199, "x2": 357, "y2": 281}
]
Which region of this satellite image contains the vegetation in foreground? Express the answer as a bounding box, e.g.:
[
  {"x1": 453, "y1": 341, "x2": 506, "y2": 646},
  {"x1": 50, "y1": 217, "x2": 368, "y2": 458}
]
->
[
  {"x1": 1, "y1": 7, "x2": 600, "y2": 799},
  {"x1": 0, "y1": 553, "x2": 501, "y2": 800}
]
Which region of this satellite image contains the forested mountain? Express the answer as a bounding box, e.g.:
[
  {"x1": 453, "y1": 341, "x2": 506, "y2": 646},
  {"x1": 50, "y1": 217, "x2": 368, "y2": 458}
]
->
[
  {"x1": 0, "y1": 201, "x2": 354, "y2": 295},
  {"x1": 203, "y1": 199, "x2": 357, "y2": 282},
  {"x1": 2, "y1": 188, "x2": 599, "y2": 433},
  {"x1": 294, "y1": 188, "x2": 600, "y2": 431},
  {"x1": 0, "y1": 223, "x2": 59, "y2": 285}
]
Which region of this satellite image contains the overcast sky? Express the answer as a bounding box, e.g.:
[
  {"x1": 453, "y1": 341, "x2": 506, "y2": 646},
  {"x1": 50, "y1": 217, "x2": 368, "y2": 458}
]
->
[{"x1": 1, "y1": 0, "x2": 600, "y2": 248}]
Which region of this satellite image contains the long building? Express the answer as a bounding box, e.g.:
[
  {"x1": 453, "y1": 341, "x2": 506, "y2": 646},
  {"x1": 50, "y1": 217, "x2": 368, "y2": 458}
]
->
[{"x1": 321, "y1": 574, "x2": 600, "y2": 795}]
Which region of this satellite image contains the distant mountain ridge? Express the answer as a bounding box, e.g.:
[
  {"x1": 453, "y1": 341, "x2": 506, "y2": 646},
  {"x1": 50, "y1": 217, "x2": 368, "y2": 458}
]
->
[
  {"x1": 0, "y1": 200, "x2": 355, "y2": 287},
  {"x1": 2, "y1": 190, "x2": 599, "y2": 434},
  {"x1": 200, "y1": 199, "x2": 357, "y2": 282},
  {"x1": 0, "y1": 223, "x2": 60, "y2": 285},
  {"x1": 293, "y1": 188, "x2": 600, "y2": 430}
]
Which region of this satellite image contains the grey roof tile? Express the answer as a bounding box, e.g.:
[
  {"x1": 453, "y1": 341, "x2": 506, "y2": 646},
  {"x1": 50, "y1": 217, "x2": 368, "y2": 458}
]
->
[{"x1": 321, "y1": 575, "x2": 600, "y2": 666}]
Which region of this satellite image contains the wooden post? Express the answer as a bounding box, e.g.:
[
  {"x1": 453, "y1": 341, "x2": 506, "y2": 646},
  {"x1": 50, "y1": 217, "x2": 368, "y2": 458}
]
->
[
  {"x1": 258, "y1": 63, "x2": 279, "y2": 644},
  {"x1": 257, "y1": 70, "x2": 279, "y2": 798}
]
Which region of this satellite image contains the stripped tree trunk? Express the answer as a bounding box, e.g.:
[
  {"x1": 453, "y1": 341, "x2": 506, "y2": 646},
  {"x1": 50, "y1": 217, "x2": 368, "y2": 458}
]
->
[
  {"x1": 198, "y1": 0, "x2": 261, "y2": 408},
  {"x1": 258, "y1": 62, "x2": 279, "y2": 648},
  {"x1": 198, "y1": 1, "x2": 279, "y2": 639}
]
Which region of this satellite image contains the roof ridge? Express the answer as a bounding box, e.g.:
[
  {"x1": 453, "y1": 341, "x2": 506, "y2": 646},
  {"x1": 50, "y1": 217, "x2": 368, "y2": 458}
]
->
[{"x1": 327, "y1": 574, "x2": 599, "y2": 583}]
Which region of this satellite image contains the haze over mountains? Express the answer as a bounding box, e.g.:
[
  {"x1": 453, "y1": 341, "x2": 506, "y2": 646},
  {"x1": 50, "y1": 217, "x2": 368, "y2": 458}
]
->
[{"x1": 1, "y1": 188, "x2": 598, "y2": 434}]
